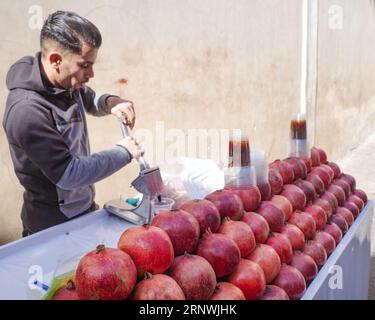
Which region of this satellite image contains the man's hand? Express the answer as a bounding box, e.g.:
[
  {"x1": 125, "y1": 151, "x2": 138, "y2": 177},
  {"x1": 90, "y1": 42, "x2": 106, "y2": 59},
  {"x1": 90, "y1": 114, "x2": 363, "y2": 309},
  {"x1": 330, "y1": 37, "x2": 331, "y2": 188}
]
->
[
  {"x1": 117, "y1": 136, "x2": 144, "y2": 159},
  {"x1": 107, "y1": 97, "x2": 136, "y2": 129}
]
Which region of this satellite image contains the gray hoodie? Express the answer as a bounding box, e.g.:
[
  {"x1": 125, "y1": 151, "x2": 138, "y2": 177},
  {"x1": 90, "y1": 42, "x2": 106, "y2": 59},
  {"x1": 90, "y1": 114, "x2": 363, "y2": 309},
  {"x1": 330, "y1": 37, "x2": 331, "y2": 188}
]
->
[{"x1": 3, "y1": 52, "x2": 132, "y2": 234}]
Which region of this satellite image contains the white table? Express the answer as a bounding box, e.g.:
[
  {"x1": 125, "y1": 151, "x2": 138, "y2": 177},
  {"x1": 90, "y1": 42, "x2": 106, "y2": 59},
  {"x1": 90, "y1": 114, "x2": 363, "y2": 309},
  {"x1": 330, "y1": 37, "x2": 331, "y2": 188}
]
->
[{"x1": 0, "y1": 201, "x2": 373, "y2": 300}]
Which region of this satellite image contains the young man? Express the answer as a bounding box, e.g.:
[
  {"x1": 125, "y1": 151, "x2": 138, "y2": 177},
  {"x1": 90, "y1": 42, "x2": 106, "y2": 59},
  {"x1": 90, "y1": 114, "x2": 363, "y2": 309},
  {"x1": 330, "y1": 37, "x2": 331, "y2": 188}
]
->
[{"x1": 3, "y1": 11, "x2": 144, "y2": 236}]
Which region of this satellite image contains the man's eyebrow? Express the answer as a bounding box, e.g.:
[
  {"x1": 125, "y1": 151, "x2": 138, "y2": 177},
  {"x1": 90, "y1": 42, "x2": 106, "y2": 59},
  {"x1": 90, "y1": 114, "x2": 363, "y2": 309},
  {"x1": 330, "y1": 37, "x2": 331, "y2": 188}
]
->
[{"x1": 79, "y1": 60, "x2": 95, "y2": 65}]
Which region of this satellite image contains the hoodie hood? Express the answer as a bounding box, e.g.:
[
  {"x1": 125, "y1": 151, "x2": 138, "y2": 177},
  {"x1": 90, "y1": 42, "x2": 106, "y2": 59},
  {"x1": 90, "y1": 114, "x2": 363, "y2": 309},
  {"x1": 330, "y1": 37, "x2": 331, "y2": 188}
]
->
[{"x1": 6, "y1": 52, "x2": 67, "y2": 96}]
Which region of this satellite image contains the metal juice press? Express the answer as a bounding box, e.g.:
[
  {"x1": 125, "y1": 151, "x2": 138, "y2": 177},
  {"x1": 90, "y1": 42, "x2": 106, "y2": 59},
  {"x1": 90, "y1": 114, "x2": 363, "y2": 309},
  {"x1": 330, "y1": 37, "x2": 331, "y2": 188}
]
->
[{"x1": 104, "y1": 123, "x2": 164, "y2": 224}]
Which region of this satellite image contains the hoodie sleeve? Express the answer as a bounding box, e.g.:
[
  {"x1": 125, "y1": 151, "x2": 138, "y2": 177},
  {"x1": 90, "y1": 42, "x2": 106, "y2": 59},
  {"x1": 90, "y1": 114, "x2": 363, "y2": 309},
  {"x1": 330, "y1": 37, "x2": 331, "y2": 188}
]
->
[
  {"x1": 6, "y1": 102, "x2": 132, "y2": 188},
  {"x1": 80, "y1": 85, "x2": 119, "y2": 117}
]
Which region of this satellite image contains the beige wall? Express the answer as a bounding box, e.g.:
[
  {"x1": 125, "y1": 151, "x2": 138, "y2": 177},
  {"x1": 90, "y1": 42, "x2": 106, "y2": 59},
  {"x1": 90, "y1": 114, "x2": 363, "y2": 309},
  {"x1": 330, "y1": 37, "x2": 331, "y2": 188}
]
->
[{"x1": 0, "y1": 0, "x2": 374, "y2": 245}]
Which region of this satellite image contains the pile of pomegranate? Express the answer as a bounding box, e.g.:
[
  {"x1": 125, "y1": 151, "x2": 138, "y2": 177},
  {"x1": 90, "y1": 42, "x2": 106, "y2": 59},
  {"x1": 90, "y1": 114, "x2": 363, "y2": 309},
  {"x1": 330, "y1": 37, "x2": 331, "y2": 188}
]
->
[{"x1": 52, "y1": 146, "x2": 368, "y2": 300}]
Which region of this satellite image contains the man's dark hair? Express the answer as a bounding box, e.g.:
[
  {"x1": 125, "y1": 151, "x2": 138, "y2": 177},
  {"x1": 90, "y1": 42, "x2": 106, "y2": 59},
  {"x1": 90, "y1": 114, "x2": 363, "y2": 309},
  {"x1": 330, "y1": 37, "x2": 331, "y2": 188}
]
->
[{"x1": 40, "y1": 11, "x2": 102, "y2": 56}]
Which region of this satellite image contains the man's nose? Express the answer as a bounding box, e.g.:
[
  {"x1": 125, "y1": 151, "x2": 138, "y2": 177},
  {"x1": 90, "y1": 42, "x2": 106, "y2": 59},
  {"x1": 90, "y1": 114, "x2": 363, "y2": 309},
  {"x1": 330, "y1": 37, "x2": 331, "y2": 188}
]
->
[{"x1": 86, "y1": 66, "x2": 94, "y2": 78}]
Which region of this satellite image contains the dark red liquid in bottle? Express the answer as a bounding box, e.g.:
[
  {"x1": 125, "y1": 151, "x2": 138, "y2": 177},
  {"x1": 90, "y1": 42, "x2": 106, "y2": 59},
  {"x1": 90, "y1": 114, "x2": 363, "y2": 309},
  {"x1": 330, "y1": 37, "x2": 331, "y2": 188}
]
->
[
  {"x1": 290, "y1": 119, "x2": 307, "y2": 139},
  {"x1": 228, "y1": 139, "x2": 251, "y2": 167}
]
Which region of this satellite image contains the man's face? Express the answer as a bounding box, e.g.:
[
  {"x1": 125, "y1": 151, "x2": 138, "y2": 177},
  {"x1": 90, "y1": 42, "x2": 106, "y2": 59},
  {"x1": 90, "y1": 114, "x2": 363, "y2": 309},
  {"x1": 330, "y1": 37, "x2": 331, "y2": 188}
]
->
[{"x1": 57, "y1": 43, "x2": 98, "y2": 91}]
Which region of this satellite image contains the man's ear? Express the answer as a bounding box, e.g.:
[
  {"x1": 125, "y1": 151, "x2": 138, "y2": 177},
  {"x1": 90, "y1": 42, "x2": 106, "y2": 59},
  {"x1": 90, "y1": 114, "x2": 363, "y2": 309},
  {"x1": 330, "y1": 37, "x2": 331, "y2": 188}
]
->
[{"x1": 49, "y1": 52, "x2": 63, "y2": 69}]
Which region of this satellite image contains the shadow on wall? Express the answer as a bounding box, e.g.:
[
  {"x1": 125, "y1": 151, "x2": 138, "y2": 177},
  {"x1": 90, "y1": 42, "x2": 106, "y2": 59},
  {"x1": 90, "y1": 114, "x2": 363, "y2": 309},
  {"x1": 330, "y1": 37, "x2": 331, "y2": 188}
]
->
[{"x1": 369, "y1": 255, "x2": 375, "y2": 299}]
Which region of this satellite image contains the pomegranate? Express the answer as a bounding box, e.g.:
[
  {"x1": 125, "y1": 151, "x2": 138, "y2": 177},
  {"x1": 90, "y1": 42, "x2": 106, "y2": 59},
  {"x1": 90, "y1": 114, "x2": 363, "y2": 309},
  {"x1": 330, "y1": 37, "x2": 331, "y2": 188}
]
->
[
  {"x1": 293, "y1": 179, "x2": 317, "y2": 204},
  {"x1": 313, "y1": 198, "x2": 333, "y2": 220},
  {"x1": 314, "y1": 231, "x2": 336, "y2": 256},
  {"x1": 256, "y1": 201, "x2": 285, "y2": 232},
  {"x1": 269, "y1": 168, "x2": 284, "y2": 195},
  {"x1": 52, "y1": 280, "x2": 80, "y2": 300},
  {"x1": 327, "y1": 185, "x2": 346, "y2": 206},
  {"x1": 354, "y1": 189, "x2": 368, "y2": 204},
  {"x1": 341, "y1": 173, "x2": 356, "y2": 192},
  {"x1": 306, "y1": 173, "x2": 325, "y2": 195},
  {"x1": 321, "y1": 191, "x2": 339, "y2": 212},
  {"x1": 281, "y1": 184, "x2": 307, "y2": 211},
  {"x1": 247, "y1": 244, "x2": 281, "y2": 283},
  {"x1": 310, "y1": 147, "x2": 321, "y2": 167},
  {"x1": 271, "y1": 195, "x2": 293, "y2": 221},
  {"x1": 76, "y1": 245, "x2": 137, "y2": 300},
  {"x1": 327, "y1": 162, "x2": 342, "y2": 179},
  {"x1": 209, "y1": 282, "x2": 245, "y2": 300},
  {"x1": 240, "y1": 211, "x2": 270, "y2": 244},
  {"x1": 323, "y1": 222, "x2": 343, "y2": 245},
  {"x1": 196, "y1": 230, "x2": 241, "y2": 277},
  {"x1": 260, "y1": 285, "x2": 290, "y2": 300},
  {"x1": 303, "y1": 240, "x2": 327, "y2": 268},
  {"x1": 343, "y1": 201, "x2": 360, "y2": 219},
  {"x1": 219, "y1": 217, "x2": 256, "y2": 257},
  {"x1": 180, "y1": 199, "x2": 221, "y2": 235},
  {"x1": 269, "y1": 160, "x2": 295, "y2": 184},
  {"x1": 300, "y1": 157, "x2": 313, "y2": 173},
  {"x1": 335, "y1": 207, "x2": 354, "y2": 227},
  {"x1": 311, "y1": 167, "x2": 331, "y2": 187},
  {"x1": 224, "y1": 185, "x2": 261, "y2": 212},
  {"x1": 332, "y1": 179, "x2": 351, "y2": 199},
  {"x1": 168, "y1": 253, "x2": 216, "y2": 300},
  {"x1": 288, "y1": 211, "x2": 316, "y2": 240},
  {"x1": 321, "y1": 164, "x2": 335, "y2": 182},
  {"x1": 205, "y1": 189, "x2": 244, "y2": 221},
  {"x1": 257, "y1": 182, "x2": 272, "y2": 201},
  {"x1": 266, "y1": 232, "x2": 293, "y2": 264},
  {"x1": 290, "y1": 251, "x2": 318, "y2": 284},
  {"x1": 228, "y1": 259, "x2": 266, "y2": 300},
  {"x1": 280, "y1": 223, "x2": 305, "y2": 251},
  {"x1": 330, "y1": 214, "x2": 348, "y2": 235},
  {"x1": 304, "y1": 205, "x2": 327, "y2": 230},
  {"x1": 284, "y1": 157, "x2": 308, "y2": 180},
  {"x1": 272, "y1": 265, "x2": 306, "y2": 300},
  {"x1": 314, "y1": 147, "x2": 328, "y2": 164},
  {"x1": 132, "y1": 273, "x2": 185, "y2": 300},
  {"x1": 151, "y1": 209, "x2": 200, "y2": 255},
  {"x1": 118, "y1": 225, "x2": 174, "y2": 278},
  {"x1": 347, "y1": 194, "x2": 364, "y2": 211}
]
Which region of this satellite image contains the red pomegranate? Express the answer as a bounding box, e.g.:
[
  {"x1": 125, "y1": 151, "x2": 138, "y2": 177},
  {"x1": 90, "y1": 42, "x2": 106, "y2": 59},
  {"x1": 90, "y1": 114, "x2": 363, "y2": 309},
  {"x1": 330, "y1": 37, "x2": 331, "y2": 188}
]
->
[
  {"x1": 205, "y1": 189, "x2": 244, "y2": 221},
  {"x1": 321, "y1": 164, "x2": 335, "y2": 182},
  {"x1": 290, "y1": 251, "x2": 318, "y2": 284},
  {"x1": 75, "y1": 245, "x2": 137, "y2": 300},
  {"x1": 271, "y1": 195, "x2": 293, "y2": 221},
  {"x1": 354, "y1": 189, "x2": 368, "y2": 204},
  {"x1": 284, "y1": 157, "x2": 307, "y2": 180},
  {"x1": 327, "y1": 162, "x2": 342, "y2": 179},
  {"x1": 266, "y1": 232, "x2": 293, "y2": 264},
  {"x1": 272, "y1": 265, "x2": 306, "y2": 300},
  {"x1": 341, "y1": 174, "x2": 356, "y2": 192},
  {"x1": 335, "y1": 207, "x2": 354, "y2": 227},
  {"x1": 168, "y1": 254, "x2": 216, "y2": 300},
  {"x1": 303, "y1": 240, "x2": 327, "y2": 268},
  {"x1": 260, "y1": 285, "x2": 290, "y2": 300},
  {"x1": 280, "y1": 223, "x2": 305, "y2": 251},
  {"x1": 314, "y1": 231, "x2": 336, "y2": 256},
  {"x1": 209, "y1": 282, "x2": 246, "y2": 300},
  {"x1": 118, "y1": 225, "x2": 174, "y2": 278},
  {"x1": 313, "y1": 198, "x2": 333, "y2": 220},
  {"x1": 293, "y1": 179, "x2": 317, "y2": 204},
  {"x1": 343, "y1": 201, "x2": 359, "y2": 219},
  {"x1": 347, "y1": 194, "x2": 364, "y2": 211},
  {"x1": 180, "y1": 199, "x2": 221, "y2": 235},
  {"x1": 151, "y1": 209, "x2": 200, "y2": 255},
  {"x1": 256, "y1": 201, "x2": 285, "y2": 232},
  {"x1": 224, "y1": 185, "x2": 261, "y2": 212},
  {"x1": 281, "y1": 184, "x2": 307, "y2": 211},
  {"x1": 314, "y1": 147, "x2": 328, "y2": 164},
  {"x1": 219, "y1": 217, "x2": 256, "y2": 257},
  {"x1": 304, "y1": 205, "x2": 327, "y2": 230},
  {"x1": 228, "y1": 259, "x2": 266, "y2": 300},
  {"x1": 300, "y1": 157, "x2": 313, "y2": 173},
  {"x1": 321, "y1": 191, "x2": 339, "y2": 212},
  {"x1": 240, "y1": 211, "x2": 270, "y2": 244},
  {"x1": 196, "y1": 230, "x2": 241, "y2": 277},
  {"x1": 52, "y1": 280, "x2": 80, "y2": 300},
  {"x1": 132, "y1": 273, "x2": 185, "y2": 300},
  {"x1": 288, "y1": 211, "x2": 316, "y2": 240},
  {"x1": 323, "y1": 222, "x2": 343, "y2": 245},
  {"x1": 330, "y1": 214, "x2": 348, "y2": 235},
  {"x1": 327, "y1": 185, "x2": 346, "y2": 206},
  {"x1": 311, "y1": 167, "x2": 331, "y2": 187},
  {"x1": 332, "y1": 179, "x2": 351, "y2": 199},
  {"x1": 310, "y1": 147, "x2": 321, "y2": 167},
  {"x1": 269, "y1": 160, "x2": 295, "y2": 185},
  {"x1": 269, "y1": 168, "x2": 284, "y2": 196},
  {"x1": 257, "y1": 182, "x2": 272, "y2": 201},
  {"x1": 247, "y1": 244, "x2": 281, "y2": 284},
  {"x1": 306, "y1": 173, "x2": 325, "y2": 195}
]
